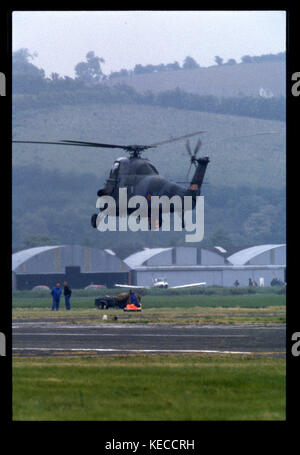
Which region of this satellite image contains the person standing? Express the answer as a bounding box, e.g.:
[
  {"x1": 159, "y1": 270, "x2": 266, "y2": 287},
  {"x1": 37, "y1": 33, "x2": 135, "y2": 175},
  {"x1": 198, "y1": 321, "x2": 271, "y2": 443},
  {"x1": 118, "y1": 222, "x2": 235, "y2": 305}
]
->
[
  {"x1": 63, "y1": 281, "x2": 72, "y2": 310},
  {"x1": 51, "y1": 283, "x2": 62, "y2": 311}
]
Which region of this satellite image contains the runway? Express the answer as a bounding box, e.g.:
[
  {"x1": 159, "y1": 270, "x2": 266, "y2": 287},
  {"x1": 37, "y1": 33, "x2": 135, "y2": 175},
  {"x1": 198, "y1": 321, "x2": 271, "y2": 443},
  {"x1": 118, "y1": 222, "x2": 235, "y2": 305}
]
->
[{"x1": 12, "y1": 320, "x2": 286, "y2": 357}]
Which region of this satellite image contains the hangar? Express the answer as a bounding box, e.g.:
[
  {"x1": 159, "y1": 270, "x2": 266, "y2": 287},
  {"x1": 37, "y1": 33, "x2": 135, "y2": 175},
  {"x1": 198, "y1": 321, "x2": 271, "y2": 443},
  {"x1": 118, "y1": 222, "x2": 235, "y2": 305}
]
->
[
  {"x1": 12, "y1": 243, "x2": 286, "y2": 290},
  {"x1": 12, "y1": 244, "x2": 130, "y2": 290},
  {"x1": 124, "y1": 244, "x2": 286, "y2": 287}
]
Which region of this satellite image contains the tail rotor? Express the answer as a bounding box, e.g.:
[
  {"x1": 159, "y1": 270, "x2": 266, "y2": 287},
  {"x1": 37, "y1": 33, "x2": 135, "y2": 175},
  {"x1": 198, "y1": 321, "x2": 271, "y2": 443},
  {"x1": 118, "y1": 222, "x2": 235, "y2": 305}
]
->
[{"x1": 185, "y1": 138, "x2": 202, "y2": 179}]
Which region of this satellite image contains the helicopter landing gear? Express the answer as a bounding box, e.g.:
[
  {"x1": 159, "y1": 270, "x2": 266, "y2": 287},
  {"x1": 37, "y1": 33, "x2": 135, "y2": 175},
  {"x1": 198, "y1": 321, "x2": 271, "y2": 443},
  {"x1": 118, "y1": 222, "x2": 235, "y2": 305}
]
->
[{"x1": 91, "y1": 213, "x2": 98, "y2": 228}]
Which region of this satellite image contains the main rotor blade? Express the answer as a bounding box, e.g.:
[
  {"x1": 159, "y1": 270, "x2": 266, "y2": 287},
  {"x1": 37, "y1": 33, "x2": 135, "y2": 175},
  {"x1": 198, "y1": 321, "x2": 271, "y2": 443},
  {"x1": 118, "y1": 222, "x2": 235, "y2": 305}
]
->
[
  {"x1": 13, "y1": 140, "x2": 80, "y2": 146},
  {"x1": 13, "y1": 130, "x2": 207, "y2": 152},
  {"x1": 148, "y1": 130, "x2": 206, "y2": 147},
  {"x1": 61, "y1": 140, "x2": 132, "y2": 149},
  {"x1": 206, "y1": 131, "x2": 279, "y2": 147},
  {"x1": 12, "y1": 139, "x2": 130, "y2": 150}
]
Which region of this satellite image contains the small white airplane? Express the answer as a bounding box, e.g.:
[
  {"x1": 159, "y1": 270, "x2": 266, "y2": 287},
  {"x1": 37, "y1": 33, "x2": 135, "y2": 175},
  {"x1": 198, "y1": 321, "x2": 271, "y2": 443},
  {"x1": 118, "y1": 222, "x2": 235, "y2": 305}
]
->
[
  {"x1": 152, "y1": 277, "x2": 169, "y2": 288},
  {"x1": 115, "y1": 277, "x2": 206, "y2": 290}
]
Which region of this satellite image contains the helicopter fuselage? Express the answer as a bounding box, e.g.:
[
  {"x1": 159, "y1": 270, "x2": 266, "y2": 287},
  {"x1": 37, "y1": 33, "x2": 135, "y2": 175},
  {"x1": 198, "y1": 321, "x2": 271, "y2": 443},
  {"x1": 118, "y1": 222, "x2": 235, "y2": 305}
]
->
[{"x1": 97, "y1": 155, "x2": 209, "y2": 218}]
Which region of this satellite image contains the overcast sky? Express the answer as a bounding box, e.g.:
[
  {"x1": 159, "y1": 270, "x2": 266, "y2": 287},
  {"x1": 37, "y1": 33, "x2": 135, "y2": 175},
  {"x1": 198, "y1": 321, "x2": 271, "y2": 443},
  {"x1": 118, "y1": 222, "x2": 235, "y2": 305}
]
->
[{"x1": 12, "y1": 10, "x2": 286, "y2": 77}]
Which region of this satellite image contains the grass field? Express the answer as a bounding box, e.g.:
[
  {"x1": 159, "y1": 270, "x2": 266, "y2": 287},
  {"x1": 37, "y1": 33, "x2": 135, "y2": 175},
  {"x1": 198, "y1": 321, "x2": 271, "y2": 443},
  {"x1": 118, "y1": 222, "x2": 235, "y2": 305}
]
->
[
  {"x1": 12, "y1": 290, "x2": 286, "y2": 324},
  {"x1": 12, "y1": 290, "x2": 286, "y2": 421},
  {"x1": 13, "y1": 354, "x2": 285, "y2": 421},
  {"x1": 104, "y1": 61, "x2": 285, "y2": 98}
]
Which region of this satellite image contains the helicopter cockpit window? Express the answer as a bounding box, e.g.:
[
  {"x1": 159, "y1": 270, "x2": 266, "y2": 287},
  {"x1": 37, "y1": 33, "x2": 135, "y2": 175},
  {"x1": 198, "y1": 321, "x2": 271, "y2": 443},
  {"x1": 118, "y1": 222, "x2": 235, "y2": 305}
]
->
[{"x1": 110, "y1": 162, "x2": 120, "y2": 178}]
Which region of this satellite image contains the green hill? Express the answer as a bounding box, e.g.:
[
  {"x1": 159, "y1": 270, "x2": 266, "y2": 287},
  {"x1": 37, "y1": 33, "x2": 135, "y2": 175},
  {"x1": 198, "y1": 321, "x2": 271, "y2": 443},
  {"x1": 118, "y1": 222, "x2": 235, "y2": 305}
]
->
[
  {"x1": 13, "y1": 102, "x2": 285, "y2": 190},
  {"x1": 104, "y1": 61, "x2": 285, "y2": 98}
]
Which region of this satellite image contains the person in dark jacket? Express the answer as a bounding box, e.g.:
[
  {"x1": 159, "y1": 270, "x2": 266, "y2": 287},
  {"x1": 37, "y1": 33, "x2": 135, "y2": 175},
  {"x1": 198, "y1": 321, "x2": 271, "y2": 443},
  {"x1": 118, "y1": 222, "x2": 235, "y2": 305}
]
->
[
  {"x1": 63, "y1": 281, "x2": 72, "y2": 310},
  {"x1": 128, "y1": 289, "x2": 140, "y2": 308},
  {"x1": 51, "y1": 283, "x2": 62, "y2": 311}
]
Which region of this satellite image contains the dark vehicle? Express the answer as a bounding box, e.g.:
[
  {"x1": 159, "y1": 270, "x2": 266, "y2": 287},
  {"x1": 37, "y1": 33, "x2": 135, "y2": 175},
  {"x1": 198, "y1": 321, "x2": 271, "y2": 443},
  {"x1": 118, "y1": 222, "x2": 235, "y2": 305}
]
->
[{"x1": 95, "y1": 292, "x2": 141, "y2": 310}]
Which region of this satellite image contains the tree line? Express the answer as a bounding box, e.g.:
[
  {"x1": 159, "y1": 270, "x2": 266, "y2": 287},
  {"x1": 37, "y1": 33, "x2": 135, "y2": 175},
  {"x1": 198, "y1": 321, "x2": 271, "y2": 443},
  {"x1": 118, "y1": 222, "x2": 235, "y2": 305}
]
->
[
  {"x1": 116, "y1": 51, "x2": 285, "y2": 78},
  {"x1": 13, "y1": 48, "x2": 285, "y2": 122},
  {"x1": 13, "y1": 81, "x2": 286, "y2": 122},
  {"x1": 13, "y1": 48, "x2": 285, "y2": 84}
]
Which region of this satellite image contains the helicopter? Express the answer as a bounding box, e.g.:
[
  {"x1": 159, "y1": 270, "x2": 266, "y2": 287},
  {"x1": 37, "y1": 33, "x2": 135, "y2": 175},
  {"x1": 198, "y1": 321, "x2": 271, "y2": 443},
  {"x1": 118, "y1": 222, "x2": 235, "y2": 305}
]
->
[
  {"x1": 13, "y1": 130, "x2": 210, "y2": 230},
  {"x1": 13, "y1": 130, "x2": 278, "y2": 231}
]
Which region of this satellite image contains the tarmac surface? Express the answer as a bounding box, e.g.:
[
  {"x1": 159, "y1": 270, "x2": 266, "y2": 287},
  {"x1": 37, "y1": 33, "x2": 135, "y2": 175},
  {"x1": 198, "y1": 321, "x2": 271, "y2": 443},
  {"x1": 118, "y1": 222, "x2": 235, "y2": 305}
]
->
[{"x1": 12, "y1": 319, "x2": 286, "y2": 357}]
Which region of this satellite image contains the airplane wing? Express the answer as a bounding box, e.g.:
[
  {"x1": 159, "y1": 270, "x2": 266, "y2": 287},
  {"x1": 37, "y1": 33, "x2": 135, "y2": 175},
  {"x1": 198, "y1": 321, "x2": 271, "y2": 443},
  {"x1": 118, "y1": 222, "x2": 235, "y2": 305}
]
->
[
  {"x1": 115, "y1": 282, "x2": 206, "y2": 289},
  {"x1": 169, "y1": 282, "x2": 206, "y2": 289},
  {"x1": 114, "y1": 284, "x2": 150, "y2": 289}
]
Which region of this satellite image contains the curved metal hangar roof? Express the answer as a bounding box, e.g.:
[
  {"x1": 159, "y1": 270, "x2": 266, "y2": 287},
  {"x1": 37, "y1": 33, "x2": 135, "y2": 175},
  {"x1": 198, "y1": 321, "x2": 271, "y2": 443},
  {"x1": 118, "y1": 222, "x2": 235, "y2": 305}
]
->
[
  {"x1": 227, "y1": 244, "x2": 286, "y2": 266},
  {"x1": 12, "y1": 245, "x2": 130, "y2": 273}
]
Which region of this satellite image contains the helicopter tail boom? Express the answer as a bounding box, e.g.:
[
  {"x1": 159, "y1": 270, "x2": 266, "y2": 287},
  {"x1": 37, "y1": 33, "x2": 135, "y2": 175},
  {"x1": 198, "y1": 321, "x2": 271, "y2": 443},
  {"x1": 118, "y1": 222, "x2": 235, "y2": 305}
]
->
[{"x1": 186, "y1": 156, "x2": 210, "y2": 195}]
